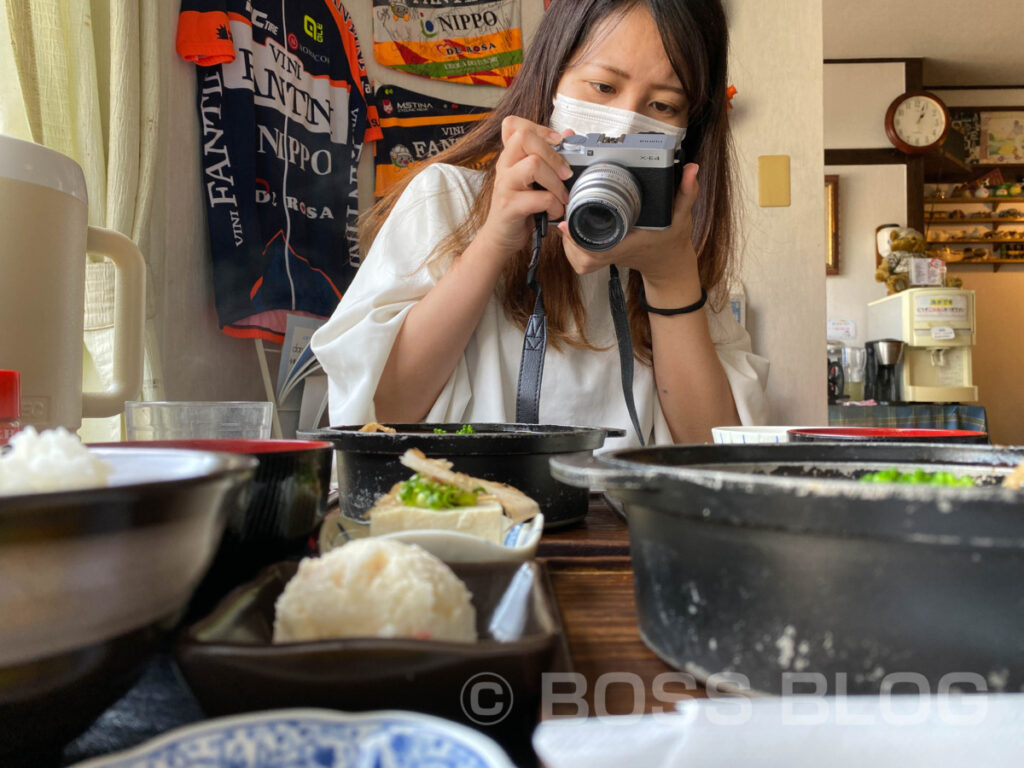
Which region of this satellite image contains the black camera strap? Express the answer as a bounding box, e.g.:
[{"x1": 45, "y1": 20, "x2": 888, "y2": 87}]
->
[
  {"x1": 515, "y1": 217, "x2": 645, "y2": 446},
  {"x1": 607, "y1": 264, "x2": 644, "y2": 446},
  {"x1": 515, "y1": 219, "x2": 547, "y2": 424}
]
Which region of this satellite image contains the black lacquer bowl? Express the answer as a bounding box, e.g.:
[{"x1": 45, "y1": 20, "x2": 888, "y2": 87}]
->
[{"x1": 100, "y1": 439, "x2": 333, "y2": 614}]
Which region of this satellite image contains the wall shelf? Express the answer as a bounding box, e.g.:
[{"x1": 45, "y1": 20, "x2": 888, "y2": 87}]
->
[
  {"x1": 928, "y1": 239, "x2": 1024, "y2": 245},
  {"x1": 925, "y1": 217, "x2": 1024, "y2": 224},
  {"x1": 924, "y1": 194, "x2": 1024, "y2": 265},
  {"x1": 925, "y1": 196, "x2": 1024, "y2": 206},
  {"x1": 947, "y1": 258, "x2": 1024, "y2": 273}
]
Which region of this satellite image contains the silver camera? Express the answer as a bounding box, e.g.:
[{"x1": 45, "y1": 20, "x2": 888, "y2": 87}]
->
[{"x1": 555, "y1": 132, "x2": 682, "y2": 251}]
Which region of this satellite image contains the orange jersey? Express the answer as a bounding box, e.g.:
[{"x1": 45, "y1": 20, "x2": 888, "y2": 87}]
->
[
  {"x1": 373, "y1": 84, "x2": 491, "y2": 199},
  {"x1": 372, "y1": 0, "x2": 522, "y2": 87}
]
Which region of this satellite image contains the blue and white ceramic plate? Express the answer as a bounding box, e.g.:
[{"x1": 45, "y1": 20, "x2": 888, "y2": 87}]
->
[
  {"x1": 70, "y1": 708, "x2": 515, "y2": 768},
  {"x1": 321, "y1": 510, "x2": 544, "y2": 562}
]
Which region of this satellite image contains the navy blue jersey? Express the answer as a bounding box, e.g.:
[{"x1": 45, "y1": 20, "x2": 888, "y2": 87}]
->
[{"x1": 178, "y1": 0, "x2": 382, "y2": 342}]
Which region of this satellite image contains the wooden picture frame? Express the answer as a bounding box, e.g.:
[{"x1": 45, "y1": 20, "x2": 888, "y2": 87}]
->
[
  {"x1": 825, "y1": 175, "x2": 839, "y2": 275},
  {"x1": 978, "y1": 110, "x2": 1024, "y2": 165}
]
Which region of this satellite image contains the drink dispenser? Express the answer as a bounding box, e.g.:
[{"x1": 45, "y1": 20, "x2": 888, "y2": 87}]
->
[
  {"x1": 867, "y1": 288, "x2": 978, "y2": 403},
  {"x1": 0, "y1": 135, "x2": 145, "y2": 431}
]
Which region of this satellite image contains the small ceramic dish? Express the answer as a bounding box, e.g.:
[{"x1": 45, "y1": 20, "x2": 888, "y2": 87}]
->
[
  {"x1": 318, "y1": 508, "x2": 545, "y2": 562},
  {"x1": 68, "y1": 707, "x2": 515, "y2": 768},
  {"x1": 711, "y1": 425, "x2": 814, "y2": 444},
  {"x1": 174, "y1": 560, "x2": 570, "y2": 766}
]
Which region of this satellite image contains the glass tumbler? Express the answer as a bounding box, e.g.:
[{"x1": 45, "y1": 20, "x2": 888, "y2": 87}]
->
[
  {"x1": 842, "y1": 347, "x2": 867, "y2": 401},
  {"x1": 125, "y1": 401, "x2": 274, "y2": 440}
]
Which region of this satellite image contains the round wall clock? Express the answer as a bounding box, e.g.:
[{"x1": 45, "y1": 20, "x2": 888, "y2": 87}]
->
[{"x1": 884, "y1": 91, "x2": 950, "y2": 154}]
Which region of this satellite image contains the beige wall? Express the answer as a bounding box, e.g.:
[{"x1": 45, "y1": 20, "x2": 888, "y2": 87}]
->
[
  {"x1": 950, "y1": 267, "x2": 1024, "y2": 444},
  {"x1": 824, "y1": 164, "x2": 903, "y2": 349},
  {"x1": 824, "y1": 62, "x2": 905, "y2": 149},
  {"x1": 726, "y1": 0, "x2": 826, "y2": 425},
  {"x1": 823, "y1": 62, "x2": 908, "y2": 349}
]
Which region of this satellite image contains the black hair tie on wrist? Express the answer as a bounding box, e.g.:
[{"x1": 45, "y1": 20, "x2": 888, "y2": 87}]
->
[{"x1": 640, "y1": 286, "x2": 708, "y2": 316}]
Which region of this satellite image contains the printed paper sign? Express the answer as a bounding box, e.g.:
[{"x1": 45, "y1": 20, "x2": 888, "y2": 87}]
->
[
  {"x1": 913, "y1": 293, "x2": 967, "y2": 321},
  {"x1": 827, "y1": 318, "x2": 856, "y2": 341}
]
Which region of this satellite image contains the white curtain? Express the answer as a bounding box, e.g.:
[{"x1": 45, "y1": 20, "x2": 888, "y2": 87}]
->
[{"x1": 1, "y1": 0, "x2": 165, "y2": 440}]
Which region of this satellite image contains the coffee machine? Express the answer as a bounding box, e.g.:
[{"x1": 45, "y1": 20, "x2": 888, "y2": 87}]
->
[
  {"x1": 866, "y1": 288, "x2": 979, "y2": 403},
  {"x1": 863, "y1": 339, "x2": 904, "y2": 404}
]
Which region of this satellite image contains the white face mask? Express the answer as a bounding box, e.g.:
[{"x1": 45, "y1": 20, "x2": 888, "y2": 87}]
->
[{"x1": 549, "y1": 92, "x2": 687, "y2": 147}]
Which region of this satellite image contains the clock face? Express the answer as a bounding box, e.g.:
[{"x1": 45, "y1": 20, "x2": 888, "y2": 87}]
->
[{"x1": 886, "y1": 92, "x2": 949, "y2": 153}]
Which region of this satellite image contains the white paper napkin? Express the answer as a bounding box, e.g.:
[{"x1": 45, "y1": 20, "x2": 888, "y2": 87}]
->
[{"x1": 534, "y1": 694, "x2": 1024, "y2": 767}]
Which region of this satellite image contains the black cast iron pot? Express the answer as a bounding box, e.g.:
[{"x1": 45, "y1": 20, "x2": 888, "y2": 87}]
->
[
  {"x1": 551, "y1": 442, "x2": 1024, "y2": 695},
  {"x1": 303, "y1": 423, "x2": 622, "y2": 528}
]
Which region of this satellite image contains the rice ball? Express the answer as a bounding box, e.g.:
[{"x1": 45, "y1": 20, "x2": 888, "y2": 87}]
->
[
  {"x1": 0, "y1": 426, "x2": 112, "y2": 494},
  {"x1": 272, "y1": 539, "x2": 477, "y2": 643}
]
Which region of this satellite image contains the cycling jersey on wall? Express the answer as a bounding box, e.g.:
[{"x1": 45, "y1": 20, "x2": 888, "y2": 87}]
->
[
  {"x1": 372, "y1": 0, "x2": 522, "y2": 87},
  {"x1": 373, "y1": 84, "x2": 491, "y2": 199},
  {"x1": 177, "y1": 0, "x2": 382, "y2": 343}
]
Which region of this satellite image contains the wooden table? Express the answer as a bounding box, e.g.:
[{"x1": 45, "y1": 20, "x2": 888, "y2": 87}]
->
[{"x1": 537, "y1": 497, "x2": 706, "y2": 717}]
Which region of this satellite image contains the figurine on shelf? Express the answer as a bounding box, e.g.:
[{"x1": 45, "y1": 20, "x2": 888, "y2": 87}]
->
[
  {"x1": 875, "y1": 227, "x2": 925, "y2": 292},
  {"x1": 875, "y1": 226, "x2": 961, "y2": 292}
]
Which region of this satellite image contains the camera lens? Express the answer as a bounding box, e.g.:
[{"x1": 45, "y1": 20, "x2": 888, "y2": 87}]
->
[
  {"x1": 575, "y1": 205, "x2": 619, "y2": 244},
  {"x1": 566, "y1": 163, "x2": 642, "y2": 251}
]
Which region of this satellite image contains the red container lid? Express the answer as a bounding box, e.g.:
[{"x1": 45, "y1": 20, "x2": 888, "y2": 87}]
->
[
  {"x1": 0, "y1": 370, "x2": 20, "y2": 420},
  {"x1": 787, "y1": 427, "x2": 988, "y2": 444}
]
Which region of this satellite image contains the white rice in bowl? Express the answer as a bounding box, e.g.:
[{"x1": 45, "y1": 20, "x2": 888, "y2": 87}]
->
[
  {"x1": 273, "y1": 538, "x2": 477, "y2": 643},
  {"x1": 0, "y1": 426, "x2": 112, "y2": 494}
]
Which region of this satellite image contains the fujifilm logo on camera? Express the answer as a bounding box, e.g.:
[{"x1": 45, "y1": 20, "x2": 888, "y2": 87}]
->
[{"x1": 555, "y1": 132, "x2": 682, "y2": 251}]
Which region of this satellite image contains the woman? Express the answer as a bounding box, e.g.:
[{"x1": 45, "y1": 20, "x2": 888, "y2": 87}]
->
[{"x1": 312, "y1": 0, "x2": 768, "y2": 448}]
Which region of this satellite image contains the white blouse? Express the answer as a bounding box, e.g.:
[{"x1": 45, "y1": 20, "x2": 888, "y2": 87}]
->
[{"x1": 311, "y1": 163, "x2": 769, "y2": 451}]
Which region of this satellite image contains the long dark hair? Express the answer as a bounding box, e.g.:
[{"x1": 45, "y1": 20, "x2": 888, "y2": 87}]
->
[{"x1": 359, "y1": 0, "x2": 734, "y2": 364}]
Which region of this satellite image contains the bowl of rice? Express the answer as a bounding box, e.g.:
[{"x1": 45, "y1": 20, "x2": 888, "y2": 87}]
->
[{"x1": 0, "y1": 427, "x2": 257, "y2": 767}]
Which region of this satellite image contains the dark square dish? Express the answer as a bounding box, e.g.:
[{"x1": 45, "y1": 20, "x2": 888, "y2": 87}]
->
[{"x1": 174, "y1": 560, "x2": 569, "y2": 766}]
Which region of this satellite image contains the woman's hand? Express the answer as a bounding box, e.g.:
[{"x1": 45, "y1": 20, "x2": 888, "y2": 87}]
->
[
  {"x1": 558, "y1": 162, "x2": 701, "y2": 287},
  {"x1": 477, "y1": 116, "x2": 574, "y2": 257}
]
